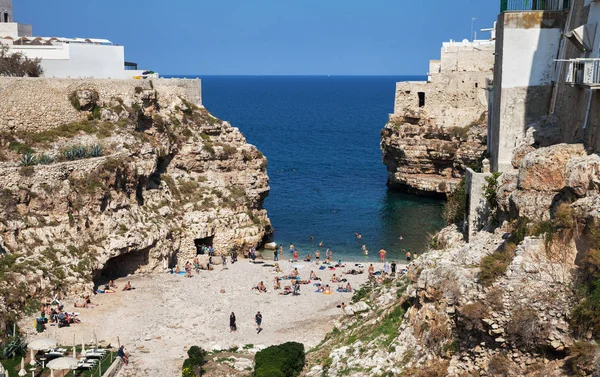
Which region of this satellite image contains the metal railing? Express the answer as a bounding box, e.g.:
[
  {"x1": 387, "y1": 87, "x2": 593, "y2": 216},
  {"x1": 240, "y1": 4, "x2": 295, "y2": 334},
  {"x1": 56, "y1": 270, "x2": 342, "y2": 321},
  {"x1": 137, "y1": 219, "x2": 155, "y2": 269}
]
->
[
  {"x1": 501, "y1": 0, "x2": 570, "y2": 12},
  {"x1": 565, "y1": 59, "x2": 600, "y2": 86}
]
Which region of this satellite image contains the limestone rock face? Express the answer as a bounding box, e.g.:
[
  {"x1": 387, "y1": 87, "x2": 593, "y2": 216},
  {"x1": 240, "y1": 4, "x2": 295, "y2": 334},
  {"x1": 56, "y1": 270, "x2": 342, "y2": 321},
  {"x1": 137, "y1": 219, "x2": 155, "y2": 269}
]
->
[
  {"x1": 517, "y1": 143, "x2": 587, "y2": 191},
  {"x1": 381, "y1": 121, "x2": 487, "y2": 195},
  {"x1": 505, "y1": 143, "x2": 599, "y2": 220},
  {"x1": 0, "y1": 82, "x2": 271, "y2": 323}
]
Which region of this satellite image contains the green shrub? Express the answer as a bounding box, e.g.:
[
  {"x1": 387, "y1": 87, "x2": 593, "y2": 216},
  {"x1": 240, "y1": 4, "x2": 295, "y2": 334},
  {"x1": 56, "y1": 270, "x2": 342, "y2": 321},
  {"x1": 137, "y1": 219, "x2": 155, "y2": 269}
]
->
[
  {"x1": 69, "y1": 91, "x2": 81, "y2": 110},
  {"x1": 19, "y1": 165, "x2": 34, "y2": 177},
  {"x1": 222, "y1": 145, "x2": 237, "y2": 157},
  {"x1": 203, "y1": 144, "x2": 215, "y2": 155},
  {"x1": 37, "y1": 154, "x2": 54, "y2": 165},
  {"x1": 9, "y1": 141, "x2": 33, "y2": 154},
  {"x1": 483, "y1": 172, "x2": 502, "y2": 226},
  {"x1": 87, "y1": 144, "x2": 103, "y2": 158},
  {"x1": 571, "y1": 278, "x2": 600, "y2": 339},
  {"x1": 256, "y1": 369, "x2": 285, "y2": 377},
  {"x1": 440, "y1": 143, "x2": 457, "y2": 155},
  {"x1": 565, "y1": 341, "x2": 598, "y2": 375},
  {"x1": 63, "y1": 146, "x2": 88, "y2": 161},
  {"x1": 442, "y1": 178, "x2": 466, "y2": 225},
  {"x1": 254, "y1": 342, "x2": 305, "y2": 377},
  {"x1": 182, "y1": 346, "x2": 207, "y2": 376},
  {"x1": 479, "y1": 242, "x2": 516, "y2": 287},
  {"x1": 449, "y1": 126, "x2": 469, "y2": 140}
]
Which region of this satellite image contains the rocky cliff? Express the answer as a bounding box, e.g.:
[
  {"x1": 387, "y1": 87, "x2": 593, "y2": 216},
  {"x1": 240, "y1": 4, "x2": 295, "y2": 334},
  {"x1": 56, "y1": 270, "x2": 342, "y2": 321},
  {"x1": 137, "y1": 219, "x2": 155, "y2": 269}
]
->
[
  {"x1": 0, "y1": 79, "x2": 271, "y2": 328},
  {"x1": 380, "y1": 40, "x2": 493, "y2": 196},
  {"x1": 305, "y1": 142, "x2": 600, "y2": 376},
  {"x1": 381, "y1": 119, "x2": 487, "y2": 195}
]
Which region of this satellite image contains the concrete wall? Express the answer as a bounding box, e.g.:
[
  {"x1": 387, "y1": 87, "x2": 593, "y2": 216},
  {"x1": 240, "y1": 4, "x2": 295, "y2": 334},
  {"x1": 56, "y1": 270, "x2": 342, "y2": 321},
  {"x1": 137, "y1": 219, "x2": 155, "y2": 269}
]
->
[
  {"x1": 490, "y1": 11, "x2": 566, "y2": 172},
  {"x1": 464, "y1": 168, "x2": 493, "y2": 242},
  {"x1": 0, "y1": 77, "x2": 202, "y2": 132},
  {"x1": 0, "y1": 22, "x2": 29, "y2": 37},
  {"x1": 440, "y1": 40, "x2": 496, "y2": 73},
  {"x1": 10, "y1": 43, "x2": 130, "y2": 79},
  {"x1": 550, "y1": 0, "x2": 600, "y2": 153},
  {"x1": 16, "y1": 22, "x2": 30, "y2": 36}
]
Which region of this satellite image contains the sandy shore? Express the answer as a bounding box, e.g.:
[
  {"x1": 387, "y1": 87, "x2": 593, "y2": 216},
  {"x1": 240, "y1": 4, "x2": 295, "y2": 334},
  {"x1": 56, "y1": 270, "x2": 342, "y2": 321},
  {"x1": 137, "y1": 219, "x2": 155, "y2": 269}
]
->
[{"x1": 24, "y1": 258, "x2": 386, "y2": 376}]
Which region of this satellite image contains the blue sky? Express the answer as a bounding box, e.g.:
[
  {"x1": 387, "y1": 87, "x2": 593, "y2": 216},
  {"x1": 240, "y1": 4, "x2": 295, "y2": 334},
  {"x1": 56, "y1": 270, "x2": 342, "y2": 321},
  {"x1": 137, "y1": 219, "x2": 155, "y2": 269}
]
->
[{"x1": 17, "y1": 0, "x2": 499, "y2": 75}]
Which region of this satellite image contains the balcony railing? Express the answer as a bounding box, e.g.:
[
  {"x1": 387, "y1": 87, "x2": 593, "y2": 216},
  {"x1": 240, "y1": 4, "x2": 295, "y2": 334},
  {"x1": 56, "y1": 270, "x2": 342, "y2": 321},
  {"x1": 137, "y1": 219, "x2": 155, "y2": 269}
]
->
[
  {"x1": 565, "y1": 59, "x2": 600, "y2": 87},
  {"x1": 501, "y1": 0, "x2": 570, "y2": 12}
]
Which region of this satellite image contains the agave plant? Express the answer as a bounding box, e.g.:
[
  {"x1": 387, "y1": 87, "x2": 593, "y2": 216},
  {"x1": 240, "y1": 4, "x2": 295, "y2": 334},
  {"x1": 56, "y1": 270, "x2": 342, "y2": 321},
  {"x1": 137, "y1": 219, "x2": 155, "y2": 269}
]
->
[
  {"x1": 37, "y1": 154, "x2": 55, "y2": 165},
  {"x1": 19, "y1": 152, "x2": 37, "y2": 166},
  {"x1": 64, "y1": 146, "x2": 87, "y2": 161},
  {"x1": 87, "y1": 144, "x2": 103, "y2": 158}
]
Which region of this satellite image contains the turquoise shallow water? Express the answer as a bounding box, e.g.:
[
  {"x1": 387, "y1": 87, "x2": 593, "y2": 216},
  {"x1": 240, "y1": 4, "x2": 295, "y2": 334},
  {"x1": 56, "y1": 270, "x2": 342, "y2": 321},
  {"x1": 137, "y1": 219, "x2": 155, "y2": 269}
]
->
[{"x1": 169, "y1": 75, "x2": 445, "y2": 261}]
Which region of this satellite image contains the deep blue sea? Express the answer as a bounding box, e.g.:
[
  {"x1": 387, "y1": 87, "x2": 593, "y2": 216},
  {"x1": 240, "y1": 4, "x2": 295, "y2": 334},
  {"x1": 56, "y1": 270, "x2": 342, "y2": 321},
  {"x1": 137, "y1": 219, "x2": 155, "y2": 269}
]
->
[{"x1": 168, "y1": 75, "x2": 445, "y2": 261}]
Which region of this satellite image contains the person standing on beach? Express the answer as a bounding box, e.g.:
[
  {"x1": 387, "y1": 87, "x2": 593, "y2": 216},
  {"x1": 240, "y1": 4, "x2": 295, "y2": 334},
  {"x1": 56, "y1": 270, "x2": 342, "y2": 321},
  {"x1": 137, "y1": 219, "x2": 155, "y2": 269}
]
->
[
  {"x1": 391, "y1": 261, "x2": 397, "y2": 275},
  {"x1": 255, "y1": 311, "x2": 263, "y2": 334},
  {"x1": 406, "y1": 251, "x2": 411, "y2": 261},
  {"x1": 274, "y1": 246, "x2": 279, "y2": 261},
  {"x1": 368, "y1": 264, "x2": 374, "y2": 279},
  {"x1": 293, "y1": 249, "x2": 299, "y2": 262},
  {"x1": 230, "y1": 312, "x2": 237, "y2": 332},
  {"x1": 315, "y1": 250, "x2": 320, "y2": 261},
  {"x1": 379, "y1": 249, "x2": 386, "y2": 262},
  {"x1": 289, "y1": 243, "x2": 295, "y2": 254},
  {"x1": 383, "y1": 261, "x2": 390, "y2": 275},
  {"x1": 279, "y1": 244, "x2": 283, "y2": 258}
]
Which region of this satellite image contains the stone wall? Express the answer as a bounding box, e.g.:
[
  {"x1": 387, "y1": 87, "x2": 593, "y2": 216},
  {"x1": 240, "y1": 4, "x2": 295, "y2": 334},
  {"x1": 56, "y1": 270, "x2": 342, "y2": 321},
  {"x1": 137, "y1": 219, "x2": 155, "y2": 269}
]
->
[
  {"x1": 393, "y1": 72, "x2": 490, "y2": 129},
  {"x1": 0, "y1": 77, "x2": 201, "y2": 132},
  {"x1": 464, "y1": 168, "x2": 493, "y2": 241}
]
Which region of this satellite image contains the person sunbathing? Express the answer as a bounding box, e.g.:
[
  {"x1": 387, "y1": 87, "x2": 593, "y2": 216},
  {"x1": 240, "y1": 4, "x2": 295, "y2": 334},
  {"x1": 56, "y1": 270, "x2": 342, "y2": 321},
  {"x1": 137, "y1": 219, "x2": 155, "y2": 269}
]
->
[
  {"x1": 280, "y1": 286, "x2": 292, "y2": 295},
  {"x1": 175, "y1": 266, "x2": 181, "y2": 274},
  {"x1": 74, "y1": 296, "x2": 97, "y2": 308},
  {"x1": 310, "y1": 270, "x2": 320, "y2": 280},
  {"x1": 324, "y1": 285, "x2": 332, "y2": 294},
  {"x1": 122, "y1": 281, "x2": 132, "y2": 291},
  {"x1": 331, "y1": 274, "x2": 340, "y2": 283},
  {"x1": 290, "y1": 268, "x2": 299, "y2": 278},
  {"x1": 257, "y1": 281, "x2": 267, "y2": 293},
  {"x1": 316, "y1": 285, "x2": 325, "y2": 293},
  {"x1": 305, "y1": 254, "x2": 312, "y2": 262},
  {"x1": 109, "y1": 280, "x2": 117, "y2": 288},
  {"x1": 346, "y1": 283, "x2": 352, "y2": 292},
  {"x1": 274, "y1": 263, "x2": 283, "y2": 273},
  {"x1": 274, "y1": 278, "x2": 281, "y2": 290}
]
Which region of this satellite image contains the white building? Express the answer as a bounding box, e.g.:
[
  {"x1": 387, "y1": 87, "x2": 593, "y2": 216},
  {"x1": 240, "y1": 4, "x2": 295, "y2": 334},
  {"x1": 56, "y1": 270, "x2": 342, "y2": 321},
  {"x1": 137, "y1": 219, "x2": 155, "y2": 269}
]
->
[{"x1": 0, "y1": 0, "x2": 152, "y2": 79}]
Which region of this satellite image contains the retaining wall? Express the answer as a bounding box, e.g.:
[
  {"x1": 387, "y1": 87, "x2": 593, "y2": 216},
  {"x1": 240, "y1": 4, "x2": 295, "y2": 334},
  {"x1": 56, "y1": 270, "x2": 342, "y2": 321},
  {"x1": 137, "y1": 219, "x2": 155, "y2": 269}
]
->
[{"x1": 0, "y1": 77, "x2": 201, "y2": 132}]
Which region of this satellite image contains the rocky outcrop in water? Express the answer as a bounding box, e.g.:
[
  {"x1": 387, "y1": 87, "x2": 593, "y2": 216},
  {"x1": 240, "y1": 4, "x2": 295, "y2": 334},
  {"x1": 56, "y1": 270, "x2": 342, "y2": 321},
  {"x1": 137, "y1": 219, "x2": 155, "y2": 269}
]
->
[
  {"x1": 381, "y1": 120, "x2": 487, "y2": 195},
  {"x1": 0, "y1": 81, "x2": 271, "y2": 328}
]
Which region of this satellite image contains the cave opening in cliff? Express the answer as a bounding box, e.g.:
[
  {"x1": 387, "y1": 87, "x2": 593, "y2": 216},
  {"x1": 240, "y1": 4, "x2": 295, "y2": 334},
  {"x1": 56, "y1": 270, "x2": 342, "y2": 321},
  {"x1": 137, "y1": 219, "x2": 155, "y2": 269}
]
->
[
  {"x1": 195, "y1": 237, "x2": 214, "y2": 255},
  {"x1": 94, "y1": 248, "x2": 150, "y2": 286}
]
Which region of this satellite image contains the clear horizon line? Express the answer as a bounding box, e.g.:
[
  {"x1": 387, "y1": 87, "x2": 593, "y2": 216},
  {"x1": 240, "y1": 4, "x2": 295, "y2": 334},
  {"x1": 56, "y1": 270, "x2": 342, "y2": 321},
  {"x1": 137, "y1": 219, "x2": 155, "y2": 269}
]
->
[{"x1": 163, "y1": 74, "x2": 428, "y2": 77}]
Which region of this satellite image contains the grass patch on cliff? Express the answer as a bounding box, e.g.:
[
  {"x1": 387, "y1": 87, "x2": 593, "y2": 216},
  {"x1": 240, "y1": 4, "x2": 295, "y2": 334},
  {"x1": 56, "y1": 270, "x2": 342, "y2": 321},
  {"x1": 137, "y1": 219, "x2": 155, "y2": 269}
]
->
[
  {"x1": 16, "y1": 121, "x2": 115, "y2": 146},
  {"x1": 479, "y1": 241, "x2": 516, "y2": 287},
  {"x1": 442, "y1": 178, "x2": 466, "y2": 225}
]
